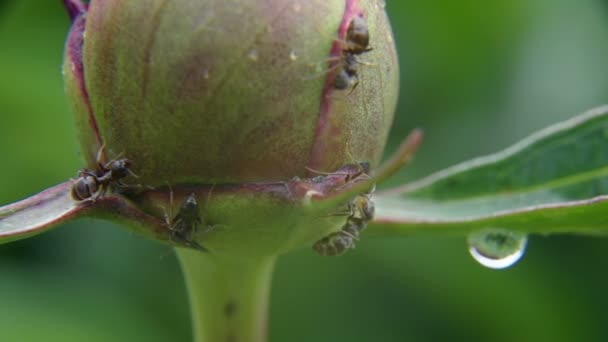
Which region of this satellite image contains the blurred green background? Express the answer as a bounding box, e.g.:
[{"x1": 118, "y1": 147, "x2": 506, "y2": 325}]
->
[{"x1": 1, "y1": 1, "x2": 608, "y2": 341}]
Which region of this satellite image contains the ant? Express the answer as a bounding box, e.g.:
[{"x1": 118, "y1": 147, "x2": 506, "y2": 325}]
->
[
  {"x1": 303, "y1": 16, "x2": 373, "y2": 92},
  {"x1": 162, "y1": 185, "x2": 217, "y2": 252},
  {"x1": 333, "y1": 16, "x2": 373, "y2": 92},
  {"x1": 164, "y1": 191, "x2": 207, "y2": 251},
  {"x1": 309, "y1": 161, "x2": 376, "y2": 256},
  {"x1": 71, "y1": 144, "x2": 137, "y2": 201},
  {"x1": 313, "y1": 183, "x2": 375, "y2": 256}
]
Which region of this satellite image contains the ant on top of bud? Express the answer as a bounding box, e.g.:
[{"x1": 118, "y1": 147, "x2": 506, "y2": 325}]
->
[
  {"x1": 344, "y1": 16, "x2": 372, "y2": 55},
  {"x1": 333, "y1": 15, "x2": 373, "y2": 92}
]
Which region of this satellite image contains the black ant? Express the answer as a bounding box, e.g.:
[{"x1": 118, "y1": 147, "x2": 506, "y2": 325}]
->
[
  {"x1": 333, "y1": 16, "x2": 373, "y2": 91},
  {"x1": 302, "y1": 16, "x2": 373, "y2": 92},
  {"x1": 313, "y1": 184, "x2": 375, "y2": 256},
  {"x1": 164, "y1": 191, "x2": 207, "y2": 251},
  {"x1": 308, "y1": 161, "x2": 376, "y2": 256},
  {"x1": 162, "y1": 185, "x2": 217, "y2": 252},
  {"x1": 71, "y1": 144, "x2": 137, "y2": 201}
]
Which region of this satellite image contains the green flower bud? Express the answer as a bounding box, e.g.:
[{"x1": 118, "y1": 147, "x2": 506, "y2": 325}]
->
[
  {"x1": 64, "y1": 0, "x2": 399, "y2": 186},
  {"x1": 62, "y1": 0, "x2": 401, "y2": 255}
]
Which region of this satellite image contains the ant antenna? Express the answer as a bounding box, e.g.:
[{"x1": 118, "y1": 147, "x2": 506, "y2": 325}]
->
[
  {"x1": 305, "y1": 166, "x2": 342, "y2": 176},
  {"x1": 160, "y1": 181, "x2": 174, "y2": 225}
]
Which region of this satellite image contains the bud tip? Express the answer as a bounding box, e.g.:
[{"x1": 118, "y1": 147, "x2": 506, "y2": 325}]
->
[{"x1": 63, "y1": 0, "x2": 87, "y2": 22}]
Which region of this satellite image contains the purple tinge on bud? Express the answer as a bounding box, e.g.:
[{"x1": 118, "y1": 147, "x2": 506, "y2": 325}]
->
[
  {"x1": 64, "y1": 3, "x2": 103, "y2": 166},
  {"x1": 63, "y1": 0, "x2": 88, "y2": 22},
  {"x1": 308, "y1": 0, "x2": 368, "y2": 172}
]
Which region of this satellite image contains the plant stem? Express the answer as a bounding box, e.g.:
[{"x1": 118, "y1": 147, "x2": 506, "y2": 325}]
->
[{"x1": 176, "y1": 249, "x2": 277, "y2": 342}]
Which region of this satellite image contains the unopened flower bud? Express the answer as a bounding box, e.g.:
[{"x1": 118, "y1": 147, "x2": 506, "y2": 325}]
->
[{"x1": 64, "y1": 0, "x2": 399, "y2": 187}]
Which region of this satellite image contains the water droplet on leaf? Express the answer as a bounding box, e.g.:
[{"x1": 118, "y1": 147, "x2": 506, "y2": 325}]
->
[{"x1": 467, "y1": 228, "x2": 528, "y2": 269}]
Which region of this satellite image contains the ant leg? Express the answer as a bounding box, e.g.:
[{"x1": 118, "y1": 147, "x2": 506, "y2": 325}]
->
[
  {"x1": 187, "y1": 239, "x2": 208, "y2": 252},
  {"x1": 102, "y1": 151, "x2": 126, "y2": 170},
  {"x1": 78, "y1": 169, "x2": 97, "y2": 179},
  {"x1": 167, "y1": 182, "x2": 174, "y2": 222},
  {"x1": 202, "y1": 224, "x2": 221, "y2": 234},
  {"x1": 357, "y1": 59, "x2": 376, "y2": 67},
  {"x1": 113, "y1": 179, "x2": 144, "y2": 191},
  {"x1": 161, "y1": 206, "x2": 171, "y2": 227},
  {"x1": 320, "y1": 208, "x2": 353, "y2": 218},
  {"x1": 347, "y1": 79, "x2": 359, "y2": 95},
  {"x1": 169, "y1": 218, "x2": 183, "y2": 233},
  {"x1": 339, "y1": 229, "x2": 359, "y2": 241},
  {"x1": 305, "y1": 166, "x2": 350, "y2": 176},
  {"x1": 97, "y1": 185, "x2": 108, "y2": 199},
  {"x1": 205, "y1": 184, "x2": 216, "y2": 207},
  {"x1": 127, "y1": 168, "x2": 139, "y2": 178},
  {"x1": 95, "y1": 143, "x2": 107, "y2": 168},
  {"x1": 301, "y1": 61, "x2": 342, "y2": 81}
]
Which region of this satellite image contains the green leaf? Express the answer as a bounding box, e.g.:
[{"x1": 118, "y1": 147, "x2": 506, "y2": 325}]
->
[{"x1": 370, "y1": 105, "x2": 608, "y2": 236}]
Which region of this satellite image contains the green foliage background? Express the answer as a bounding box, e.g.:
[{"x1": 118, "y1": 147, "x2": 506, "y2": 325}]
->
[{"x1": 1, "y1": 1, "x2": 608, "y2": 341}]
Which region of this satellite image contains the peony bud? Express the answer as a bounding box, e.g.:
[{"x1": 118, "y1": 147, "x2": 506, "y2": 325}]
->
[{"x1": 64, "y1": 0, "x2": 399, "y2": 187}]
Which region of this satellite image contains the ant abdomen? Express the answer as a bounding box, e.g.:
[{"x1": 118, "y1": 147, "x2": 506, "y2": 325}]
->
[
  {"x1": 70, "y1": 175, "x2": 99, "y2": 201},
  {"x1": 313, "y1": 230, "x2": 357, "y2": 256}
]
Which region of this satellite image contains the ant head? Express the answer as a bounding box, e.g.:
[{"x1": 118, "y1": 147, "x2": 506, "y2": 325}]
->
[
  {"x1": 346, "y1": 16, "x2": 370, "y2": 53},
  {"x1": 178, "y1": 193, "x2": 201, "y2": 222},
  {"x1": 182, "y1": 193, "x2": 198, "y2": 211},
  {"x1": 358, "y1": 195, "x2": 375, "y2": 220},
  {"x1": 110, "y1": 159, "x2": 132, "y2": 178},
  {"x1": 358, "y1": 161, "x2": 371, "y2": 175}
]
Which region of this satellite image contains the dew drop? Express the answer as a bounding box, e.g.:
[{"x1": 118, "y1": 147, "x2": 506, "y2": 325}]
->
[
  {"x1": 289, "y1": 49, "x2": 298, "y2": 61},
  {"x1": 247, "y1": 49, "x2": 259, "y2": 62},
  {"x1": 467, "y1": 228, "x2": 528, "y2": 269}
]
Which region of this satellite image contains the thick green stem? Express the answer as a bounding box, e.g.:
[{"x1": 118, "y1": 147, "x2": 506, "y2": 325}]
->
[{"x1": 176, "y1": 249, "x2": 277, "y2": 342}]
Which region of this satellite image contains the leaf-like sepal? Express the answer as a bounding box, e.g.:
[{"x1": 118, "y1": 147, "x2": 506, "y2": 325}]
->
[
  {"x1": 0, "y1": 181, "x2": 83, "y2": 242},
  {"x1": 372, "y1": 105, "x2": 608, "y2": 236}
]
